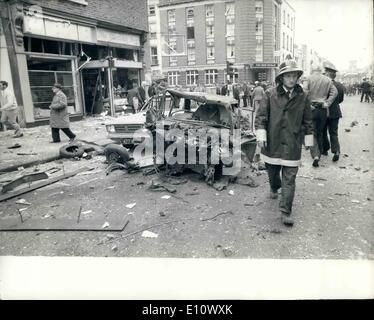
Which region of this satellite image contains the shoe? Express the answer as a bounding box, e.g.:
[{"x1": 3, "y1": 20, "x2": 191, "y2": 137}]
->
[
  {"x1": 281, "y1": 212, "x2": 294, "y2": 227},
  {"x1": 312, "y1": 158, "x2": 319, "y2": 167},
  {"x1": 321, "y1": 151, "x2": 328, "y2": 156},
  {"x1": 269, "y1": 190, "x2": 278, "y2": 199},
  {"x1": 332, "y1": 152, "x2": 340, "y2": 162},
  {"x1": 13, "y1": 133, "x2": 23, "y2": 138}
]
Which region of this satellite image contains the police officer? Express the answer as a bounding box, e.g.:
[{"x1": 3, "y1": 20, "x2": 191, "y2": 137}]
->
[{"x1": 322, "y1": 62, "x2": 345, "y2": 162}]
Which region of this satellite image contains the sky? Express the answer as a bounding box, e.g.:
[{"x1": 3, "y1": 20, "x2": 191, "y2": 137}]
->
[{"x1": 289, "y1": 0, "x2": 373, "y2": 71}]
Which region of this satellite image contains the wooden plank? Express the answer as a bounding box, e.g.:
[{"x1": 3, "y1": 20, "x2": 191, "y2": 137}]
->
[
  {"x1": 0, "y1": 217, "x2": 129, "y2": 231},
  {"x1": 0, "y1": 166, "x2": 93, "y2": 202},
  {"x1": 2, "y1": 172, "x2": 49, "y2": 193}
]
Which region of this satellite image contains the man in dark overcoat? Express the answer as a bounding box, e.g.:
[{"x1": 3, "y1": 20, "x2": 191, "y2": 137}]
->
[
  {"x1": 49, "y1": 83, "x2": 76, "y2": 143},
  {"x1": 321, "y1": 62, "x2": 345, "y2": 162},
  {"x1": 255, "y1": 59, "x2": 314, "y2": 226}
]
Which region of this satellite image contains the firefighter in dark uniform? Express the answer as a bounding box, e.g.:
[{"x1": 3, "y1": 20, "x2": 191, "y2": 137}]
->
[{"x1": 255, "y1": 59, "x2": 314, "y2": 227}]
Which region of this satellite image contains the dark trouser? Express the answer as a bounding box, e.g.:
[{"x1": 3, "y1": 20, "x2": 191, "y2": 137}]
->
[
  {"x1": 242, "y1": 95, "x2": 248, "y2": 107},
  {"x1": 265, "y1": 163, "x2": 299, "y2": 215},
  {"x1": 310, "y1": 107, "x2": 327, "y2": 159},
  {"x1": 322, "y1": 118, "x2": 340, "y2": 154},
  {"x1": 52, "y1": 128, "x2": 76, "y2": 142},
  {"x1": 361, "y1": 92, "x2": 371, "y2": 102}
]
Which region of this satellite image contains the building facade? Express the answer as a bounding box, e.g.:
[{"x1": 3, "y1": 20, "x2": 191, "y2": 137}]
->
[
  {"x1": 279, "y1": 0, "x2": 295, "y2": 62},
  {"x1": 148, "y1": 0, "x2": 164, "y2": 79},
  {"x1": 0, "y1": 0, "x2": 150, "y2": 127},
  {"x1": 157, "y1": 0, "x2": 283, "y2": 89}
]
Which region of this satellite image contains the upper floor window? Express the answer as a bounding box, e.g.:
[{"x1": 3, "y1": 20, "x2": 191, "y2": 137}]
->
[
  {"x1": 149, "y1": 5, "x2": 156, "y2": 16},
  {"x1": 168, "y1": 9, "x2": 176, "y2": 22},
  {"x1": 225, "y1": 2, "x2": 235, "y2": 16},
  {"x1": 206, "y1": 25, "x2": 214, "y2": 38},
  {"x1": 206, "y1": 4, "x2": 214, "y2": 17},
  {"x1": 187, "y1": 8, "x2": 194, "y2": 19},
  {"x1": 255, "y1": 0, "x2": 263, "y2": 13}
]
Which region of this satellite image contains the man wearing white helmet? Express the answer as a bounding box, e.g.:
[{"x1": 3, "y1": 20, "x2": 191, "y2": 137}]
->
[
  {"x1": 255, "y1": 59, "x2": 314, "y2": 227},
  {"x1": 305, "y1": 64, "x2": 338, "y2": 167}
]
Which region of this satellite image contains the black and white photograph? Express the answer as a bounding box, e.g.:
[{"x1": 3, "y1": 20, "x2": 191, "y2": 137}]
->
[{"x1": 0, "y1": 0, "x2": 373, "y2": 301}]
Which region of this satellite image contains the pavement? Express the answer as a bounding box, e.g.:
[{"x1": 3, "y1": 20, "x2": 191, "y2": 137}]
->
[
  {"x1": 0, "y1": 95, "x2": 373, "y2": 259},
  {"x1": 0, "y1": 116, "x2": 114, "y2": 173}
]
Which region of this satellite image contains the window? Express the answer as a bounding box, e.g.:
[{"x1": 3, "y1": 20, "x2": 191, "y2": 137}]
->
[
  {"x1": 255, "y1": 0, "x2": 263, "y2": 13},
  {"x1": 187, "y1": 26, "x2": 195, "y2": 39},
  {"x1": 167, "y1": 71, "x2": 179, "y2": 86},
  {"x1": 186, "y1": 70, "x2": 199, "y2": 86},
  {"x1": 149, "y1": 5, "x2": 155, "y2": 16},
  {"x1": 255, "y1": 18, "x2": 263, "y2": 33},
  {"x1": 226, "y1": 23, "x2": 235, "y2": 37},
  {"x1": 283, "y1": 10, "x2": 285, "y2": 24},
  {"x1": 287, "y1": 35, "x2": 289, "y2": 50},
  {"x1": 205, "y1": 69, "x2": 218, "y2": 85},
  {"x1": 225, "y1": 2, "x2": 235, "y2": 16},
  {"x1": 290, "y1": 37, "x2": 293, "y2": 52},
  {"x1": 206, "y1": 25, "x2": 214, "y2": 38},
  {"x1": 187, "y1": 8, "x2": 194, "y2": 19},
  {"x1": 256, "y1": 36, "x2": 263, "y2": 61},
  {"x1": 151, "y1": 47, "x2": 158, "y2": 66},
  {"x1": 206, "y1": 4, "x2": 214, "y2": 17},
  {"x1": 207, "y1": 46, "x2": 215, "y2": 60},
  {"x1": 282, "y1": 32, "x2": 285, "y2": 49},
  {"x1": 287, "y1": 14, "x2": 290, "y2": 27},
  {"x1": 227, "y1": 44, "x2": 235, "y2": 59},
  {"x1": 150, "y1": 32, "x2": 157, "y2": 39},
  {"x1": 168, "y1": 9, "x2": 176, "y2": 22},
  {"x1": 187, "y1": 47, "x2": 196, "y2": 64}
]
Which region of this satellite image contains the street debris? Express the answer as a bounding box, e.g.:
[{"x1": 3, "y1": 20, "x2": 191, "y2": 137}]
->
[
  {"x1": 0, "y1": 166, "x2": 91, "y2": 202},
  {"x1": 141, "y1": 230, "x2": 159, "y2": 238},
  {"x1": 344, "y1": 129, "x2": 351, "y2": 132},
  {"x1": 101, "y1": 222, "x2": 110, "y2": 229},
  {"x1": 111, "y1": 245, "x2": 118, "y2": 252},
  {"x1": 222, "y1": 248, "x2": 234, "y2": 257},
  {"x1": 0, "y1": 217, "x2": 129, "y2": 231},
  {"x1": 81, "y1": 210, "x2": 93, "y2": 215},
  {"x1": 127, "y1": 212, "x2": 134, "y2": 215},
  {"x1": 362, "y1": 149, "x2": 370, "y2": 152},
  {"x1": 185, "y1": 191, "x2": 199, "y2": 196},
  {"x1": 104, "y1": 186, "x2": 115, "y2": 190},
  {"x1": 161, "y1": 195, "x2": 171, "y2": 200},
  {"x1": 201, "y1": 211, "x2": 234, "y2": 221},
  {"x1": 159, "y1": 211, "x2": 166, "y2": 217},
  {"x1": 148, "y1": 178, "x2": 177, "y2": 193},
  {"x1": 351, "y1": 200, "x2": 360, "y2": 204},
  {"x1": 354, "y1": 167, "x2": 361, "y2": 171},
  {"x1": 350, "y1": 120, "x2": 358, "y2": 127},
  {"x1": 16, "y1": 152, "x2": 38, "y2": 156},
  {"x1": 125, "y1": 203, "x2": 136, "y2": 209},
  {"x1": 15, "y1": 199, "x2": 31, "y2": 205},
  {"x1": 46, "y1": 167, "x2": 62, "y2": 174},
  {"x1": 7, "y1": 143, "x2": 21, "y2": 149},
  {"x1": 104, "y1": 144, "x2": 140, "y2": 175},
  {"x1": 228, "y1": 190, "x2": 235, "y2": 195},
  {"x1": 1, "y1": 172, "x2": 49, "y2": 193}
]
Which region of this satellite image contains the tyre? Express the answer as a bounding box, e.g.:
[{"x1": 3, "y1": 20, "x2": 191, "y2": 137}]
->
[
  {"x1": 59, "y1": 143, "x2": 85, "y2": 159},
  {"x1": 104, "y1": 144, "x2": 131, "y2": 164}
]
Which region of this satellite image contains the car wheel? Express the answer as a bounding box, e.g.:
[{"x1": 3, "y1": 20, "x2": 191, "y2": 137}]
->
[
  {"x1": 59, "y1": 143, "x2": 85, "y2": 159},
  {"x1": 104, "y1": 144, "x2": 131, "y2": 164}
]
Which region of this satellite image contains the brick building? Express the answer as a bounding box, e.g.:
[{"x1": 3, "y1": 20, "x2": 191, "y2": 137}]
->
[
  {"x1": 0, "y1": 0, "x2": 150, "y2": 127},
  {"x1": 157, "y1": 0, "x2": 284, "y2": 90}
]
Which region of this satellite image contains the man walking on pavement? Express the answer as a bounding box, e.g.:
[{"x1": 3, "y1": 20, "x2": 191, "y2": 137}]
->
[
  {"x1": 49, "y1": 83, "x2": 76, "y2": 143},
  {"x1": 252, "y1": 81, "x2": 265, "y2": 112},
  {"x1": 360, "y1": 78, "x2": 372, "y2": 103},
  {"x1": 0, "y1": 80, "x2": 23, "y2": 137},
  {"x1": 322, "y1": 62, "x2": 345, "y2": 162},
  {"x1": 255, "y1": 59, "x2": 314, "y2": 227},
  {"x1": 305, "y1": 64, "x2": 338, "y2": 167}
]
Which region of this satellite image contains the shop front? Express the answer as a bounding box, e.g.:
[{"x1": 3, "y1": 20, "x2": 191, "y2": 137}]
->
[
  {"x1": 250, "y1": 63, "x2": 278, "y2": 82},
  {"x1": 4, "y1": 4, "x2": 147, "y2": 126}
]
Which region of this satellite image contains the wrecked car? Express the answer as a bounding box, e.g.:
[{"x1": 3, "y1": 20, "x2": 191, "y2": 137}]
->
[
  {"x1": 105, "y1": 93, "x2": 173, "y2": 146},
  {"x1": 142, "y1": 89, "x2": 257, "y2": 185}
]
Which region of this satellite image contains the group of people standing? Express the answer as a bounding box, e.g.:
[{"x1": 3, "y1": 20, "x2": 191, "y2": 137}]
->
[{"x1": 254, "y1": 58, "x2": 345, "y2": 227}]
